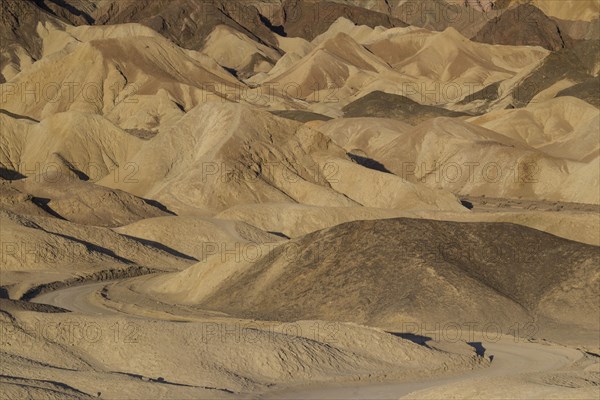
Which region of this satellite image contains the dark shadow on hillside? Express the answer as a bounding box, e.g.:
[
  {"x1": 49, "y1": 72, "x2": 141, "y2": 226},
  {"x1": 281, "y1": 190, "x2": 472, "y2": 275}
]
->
[
  {"x1": 270, "y1": 110, "x2": 332, "y2": 123},
  {"x1": 389, "y1": 332, "x2": 433, "y2": 348},
  {"x1": 32, "y1": 0, "x2": 94, "y2": 24},
  {"x1": 223, "y1": 66, "x2": 239, "y2": 79},
  {"x1": 348, "y1": 153, "x2": 392, "y2": 174},
  {"x1": 125, "y1": 128, "x2": 158, "y2": 140},
  {"x1": 120, "y1": 235, "x2": 197, "y2": 262},
  {"x1": 31, "y1": 197, "x2": 67, "y2": 220},
  {"x1": 65, "y1": 167, "x2": 89, "y2": 181},
  {"x1": 46, "y1": 231, "x2": 134, "y2": 264},
  {"x1": 460, "y1": 199, "x2": 474, "y2": 210},
  {"x1": 268, "y1": 231, "x2": 291, "y2": 240},
  {"x1": 0, "y1": 167, "x2": 26, "y2": 180},
  {"x1": 467, "y1": 342, "x2": 486, "y2": 357},
  {"x1": 260, "y1": 14, "x2": 286, "y2": 37},
  {"x1": 0, "y1": 109, "x2": 39, "y2": 122},
  {"x1": 143, "y1": 199, "x2": 177, "y2": 216}
]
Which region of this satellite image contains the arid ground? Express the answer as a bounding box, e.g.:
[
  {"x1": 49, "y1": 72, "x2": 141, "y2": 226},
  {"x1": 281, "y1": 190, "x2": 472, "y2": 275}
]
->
[{"x1": 1, "y1": 0, "x2": 599, "y2": 399}]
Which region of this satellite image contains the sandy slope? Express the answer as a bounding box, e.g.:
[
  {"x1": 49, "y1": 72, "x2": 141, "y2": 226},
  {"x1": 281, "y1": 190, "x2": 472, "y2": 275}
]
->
[
  {"x1": 115, "y1": 216, "x2": 281, "y2": 260},
  {"x1": 261, "y1": 31, "x2": 394, "y2": 101},
  {"x1": 1, "y1": 112, "x2": 142, "y2": 181},
  {"x1": 8, "y1": 175, "x2": 171, "y2": 227},
  {"x1": 365, "y1": 25, "x2": 548, "y2": 83},
  {"x1": 101, "y1": 102, "x2": 465, "y2": 214},
  {"x1": 469, "y1": 96, "x2": 600, "y2": 162},
  {"x1": 317, "y1": 115, "x2": 600, "y2": 204},
  {"x1": 1, "y1": 22, "x2": 241, "y2": 121},
  {"x1": 2, "y1": 303, "x2": 484, "y2": 399},
  {"x1": 258, "y1": 18, "x2": 548, "y2": 108},
  {"x1": 201, "y1": 25, "x2": 281, "y2": 78},
  {"x1": 530, "y1": 0, "x2": 600, "y2": 22},
  {"x1": 0, "y1": 208, "x2": 191, "y2": 299},
  {"x1": 100, "y1": 102, "x2": 355, "y2": 212}
]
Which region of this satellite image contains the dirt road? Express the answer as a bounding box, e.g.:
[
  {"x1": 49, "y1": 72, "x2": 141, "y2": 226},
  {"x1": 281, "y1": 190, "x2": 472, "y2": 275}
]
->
[{"x1": 32, "y1": 282, "x2": 583, "y2": 400}]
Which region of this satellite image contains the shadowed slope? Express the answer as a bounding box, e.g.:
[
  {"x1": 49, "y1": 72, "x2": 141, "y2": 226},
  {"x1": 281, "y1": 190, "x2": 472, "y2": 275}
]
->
[
  {"x1": 342, "y1": 91, "x2": 468, "y2": 124},
  {"x1": 194, "y1": 218, "x2": 599, "y2": 336}
]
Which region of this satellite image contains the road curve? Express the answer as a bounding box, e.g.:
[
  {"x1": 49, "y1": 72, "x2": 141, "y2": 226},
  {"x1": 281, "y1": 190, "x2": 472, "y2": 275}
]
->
[
  {"x1": 32, "y1": 282, "x2": 123, "y2": 316},
  {"x1": 262, "y1": 338, "x2": 580, "y2": 399},
  {"x1": 31, "y1": 282, "x2": 583, "y2": 400}
]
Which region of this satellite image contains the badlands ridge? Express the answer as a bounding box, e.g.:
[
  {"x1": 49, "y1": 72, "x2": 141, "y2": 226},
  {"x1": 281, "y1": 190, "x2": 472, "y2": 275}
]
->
[{"x1": 0, "y1": 0, "x2": 599, "y2": 399}]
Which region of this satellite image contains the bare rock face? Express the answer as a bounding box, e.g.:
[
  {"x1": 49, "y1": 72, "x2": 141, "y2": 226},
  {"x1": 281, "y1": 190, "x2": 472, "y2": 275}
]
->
[
  {"x1": 0, "y1": 0, "x2": 62, "y2": 81},
  {"x1": 1, "y1": 0, "x2": 53, "y2": 57},
  {"x1": 472, "y1": 4, "x2": 573, "y2": 51},
  {"x1": 510, "y1": 39, "x2": 599, "y2": 107},
  {"x1": 462, "y1": 0, "x2": 496, "y2": 13},
  {"x1": 90, "y1": 0, "x2": 280, "y2": 51},
  {"x1": 277, "y1": 0, "x2": 407, "y2": 40}
]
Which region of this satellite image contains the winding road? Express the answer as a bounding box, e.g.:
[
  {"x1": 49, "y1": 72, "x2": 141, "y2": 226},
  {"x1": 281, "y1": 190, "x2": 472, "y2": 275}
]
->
[
  {"x1": 263, "y1": 339, "x2": 579, "y2": 399},
  {"x1": 31, "y1": 282, "x2": 583, "y2": 400},
  {"x1": 33, "y1": 282, "x2": 122, "y2": 316}
]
